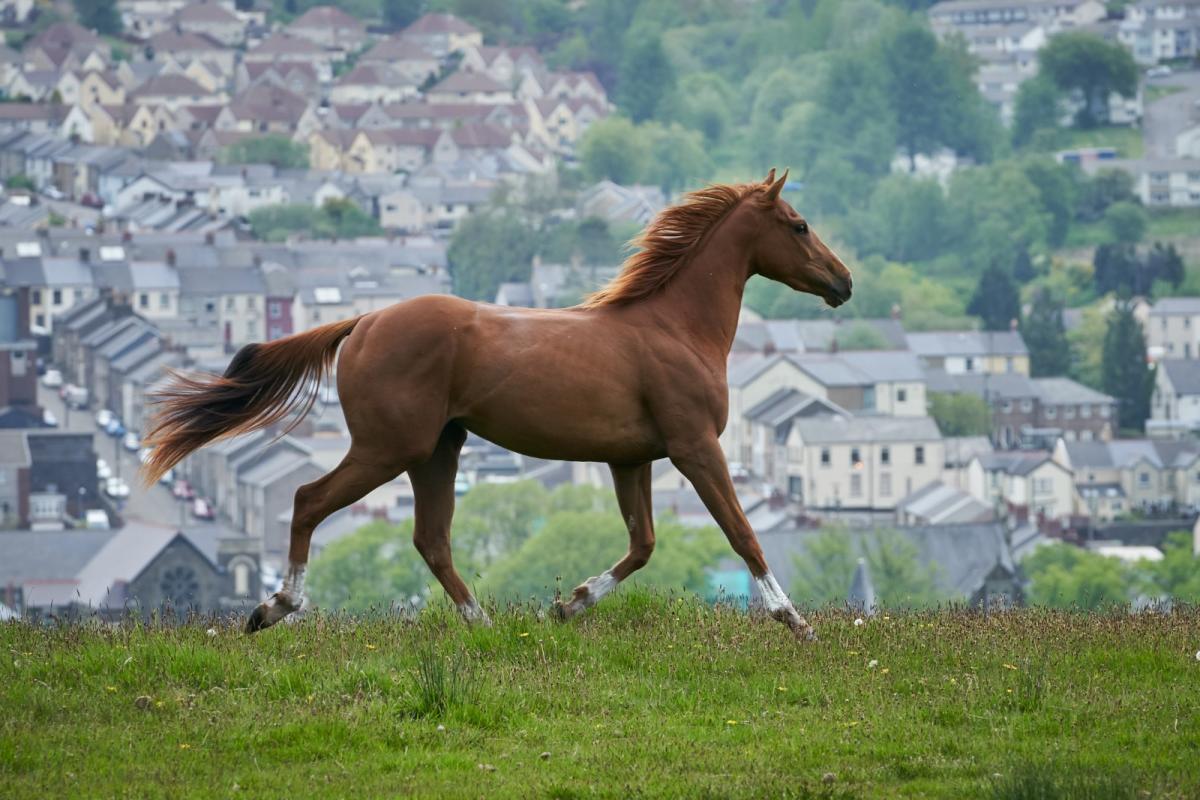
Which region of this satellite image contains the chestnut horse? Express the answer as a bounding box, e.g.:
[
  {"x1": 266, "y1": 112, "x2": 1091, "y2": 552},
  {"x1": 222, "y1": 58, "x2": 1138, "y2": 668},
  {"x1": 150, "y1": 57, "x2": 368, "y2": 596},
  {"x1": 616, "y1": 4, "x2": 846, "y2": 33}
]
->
[{"x1": 142, "y1": 170, "x2": 852, "y2": 639}]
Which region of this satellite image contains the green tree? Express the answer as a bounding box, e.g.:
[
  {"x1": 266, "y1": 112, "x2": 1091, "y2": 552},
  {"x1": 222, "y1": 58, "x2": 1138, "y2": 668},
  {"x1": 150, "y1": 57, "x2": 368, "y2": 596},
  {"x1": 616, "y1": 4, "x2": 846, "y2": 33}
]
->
[
  {"x1": 948, "y1": 162, "x2": 1051, "y2": 268},
  {"x1": 383, "y1": 0, "x2": 423, "y2": 29},
  {"x1": 1147, "y1": 531, "x2": 1200, "y2": 603},
  {"x1": 1024, "y1": 542, "x2": 1133, "y2": 608},
  {"x1": 790, "y1": 529, "x2": 946, "y2": 608},
  {"x1": 579, "y1": 116, "x2": 646, "y2": 185},
  {"x1": 642, "y1": 122, "x2": 712, "y2": 194},
  {"x1": 478, "y1": 511, "x2": 726, "y2": 602},
  {"x1": 1102, "y1": 301, "x2": 1154, "y2": 432},
  {"x1": 929, "y1": 392, "x2": 992, "y2": 437},
  {"x1": 74, "y1": 0, "x2": 121, "y2": 34},
  {"x1": 308, "y1": 520, "x2": 436, "y2": 613},
  {"x1": 1038, "y1": 32, "x2": 1138, "y2": 128},
  {"x1": 4, "y1": 174, "x2": 34, "y2": 191},
  {"x1": 315, "y1": 198, "x2": 381, "y2": 238},
  {"x1": 1075, "y1": 169, "x2": 1136, "y2": 222},
  {"x1": 452, "y1": 480, "x2": 549, "y2": 571},
  {"x1": 1021, "y1": 290, "x2": 1072, "y2": 377},
  {"x1": 1103, "y1": 200, "x2": 1147, "y2": 244},
  {"x1": 855, "y1": 173, "x2": 951, "y2": 262},
  {"x1": 447, "y1": 209, "x2": 537, "y2": 300},
  {"x1": 1021, "y1": 158, "x2": 1077, "y2": 247},
  {"x1": 615, "y1": 28, "x2": 675, "y2": 122},
  {"x1": 1012, "y1": 74, "x2": 1061, "y2": 148},
  {"x1": 967, "y1": 263, "x2": 1021, "y2": 331},
  {"x1": 219, "y1": 135, "x2": 309, "y2": 169},
  {"x1": 1068, "y1": 304, "x2": 1107, "y2": 389},
  {"x1": 247, "y1": 204, "x2": 319, "y2": 241},
  {"x1": 835, "y1": 323, "x2": 890, "y2": 351}
]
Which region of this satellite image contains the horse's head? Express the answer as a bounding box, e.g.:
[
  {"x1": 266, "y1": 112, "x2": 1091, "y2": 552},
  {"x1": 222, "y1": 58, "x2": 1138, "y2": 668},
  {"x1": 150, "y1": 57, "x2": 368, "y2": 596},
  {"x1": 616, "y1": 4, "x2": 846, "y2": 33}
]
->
[{"x1": 750, "y1": 169, "x2": 852, "y2": 308}]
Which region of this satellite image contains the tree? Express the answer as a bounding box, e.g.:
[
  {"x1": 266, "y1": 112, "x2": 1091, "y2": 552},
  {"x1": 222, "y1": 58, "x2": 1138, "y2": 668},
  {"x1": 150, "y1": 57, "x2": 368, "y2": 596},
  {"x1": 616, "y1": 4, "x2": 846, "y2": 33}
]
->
[
  {"x1": 247, "y1": 200, "x2": 381, "y2": 242},
  {"x1": 4, "y1": 174, "x2": 34, "y2": 191},
  {"x1": 1104, "y1": 200, "x2": 1147, "y2": 244},
  {"x1": 579, "y1": 116, "x2": 646, "y2": 185},
  {"x1": 1012, "y1": 75, "x2": 1061, "y2": 148},
  {"x1": 447, "y1": 209, "x2": 537, "y2": 300},
  {"x1": 74, "y1": 0, "x2": 121, "y2": 34},
  {"x1": 383, "y1": 0, "x2": 423, "y2": 29},
  {"x1": 219, "y1": 135, "x2": 309, "y2": 169},
  {"x1": 1147, "y1": 531, "x2": 1200, "y2": 603},
  {"x1": 1021, "y1": 158, "x2": 1077, "y2": 247},
  {"x1": 790, "y1": 529, "x2": 946, "y2": 608},
  {"x1": 1093, "y1": 242, "x2": 1140, "y2": 296},
  {"x1": 1075, "y1": 169, "x2": 1136, "y2": 222},
  {"x1": 855, "y1": 173, "x2": 951, "y2": 262},
  {"x1": 308, "y1": 520, "x2": 437, "y2": 613},
  {"x1": 1021, "y1": 290, "x2": 1072, "y2": 377},
  {"x1": 452, "y1": 480, "x2": 549, "y2": 571},
  {"x1": 835, "y1": 323, "x2": 890, "y2": 351},
  {"x1": 967, "y1": 263, "x2": 1021, "y2": 331},
  {"x1": 1146, "y1": 243, "x2": 1185, "y2": 290},
  {"x1": 1068, "y1": 304, "x2": 1107, "y2": 390},
  {"x1": 642, "y1": 122, "x2": 711, "y2": 194},
  {"x1": 615, "y1": 29, "x2": 674, "y2": 123},
  {"x1": 947, "y1": 162, "x2": 1051, "y2": 268},
  {"x1": 929, "y1": 392, "x2": 992, "y2": 437},
  {"x1": 1102, "y1": 301, "x2": 1154, "y2": 432},
  {"x1": 1024, "y1": 543, "x2": 1133, "y2": 608},
  {"x1": 316, "y1": 198, "x2": 381, "y2": 238},
  {"x1": 1038, "y1": 32, "x2": 1138, "y2": 128},
  {"x1": 478, "y1": 511, "x2": 726, "y2": 602}
]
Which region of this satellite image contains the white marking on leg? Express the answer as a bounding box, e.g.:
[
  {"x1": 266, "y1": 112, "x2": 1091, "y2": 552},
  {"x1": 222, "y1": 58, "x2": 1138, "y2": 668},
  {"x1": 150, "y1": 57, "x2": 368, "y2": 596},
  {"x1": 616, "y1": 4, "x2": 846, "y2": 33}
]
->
[
  {"x1": 577, "y1": 569, "x2": 619, "y2": 610},
  {"x1": 274, "y1": 562, "x2": 307, "y2": 609},
  {"x1": 458, "y1": 597, "x2": 492, "y2": 626},
  {"x1": 754, "y1": 571, "x2": 790, "y2": 615}
]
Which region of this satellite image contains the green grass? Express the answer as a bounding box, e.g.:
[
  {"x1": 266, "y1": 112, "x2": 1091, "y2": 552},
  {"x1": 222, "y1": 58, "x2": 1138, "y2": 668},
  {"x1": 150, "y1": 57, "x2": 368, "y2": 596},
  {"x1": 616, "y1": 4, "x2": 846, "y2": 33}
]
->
[
  {"x1": 3, "y1": 593, "x2": 1199, "y2": 798},
  {"x1": 1146, "y1": 84, "x2": 1186, "y2": 104},
  {"x1": 1063, "y1": 208, "x2": 1200, "y2": 250},
  {"x1": 1046, "y1": 126, "x2": 1145, "y2": 159}
]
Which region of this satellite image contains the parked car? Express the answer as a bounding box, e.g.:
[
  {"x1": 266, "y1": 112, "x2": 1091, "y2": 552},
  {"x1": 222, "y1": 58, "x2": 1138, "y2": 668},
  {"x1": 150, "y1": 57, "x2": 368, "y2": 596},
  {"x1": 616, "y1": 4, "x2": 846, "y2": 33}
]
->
[
  {"x1": 42, "y1": 409, "x2": 57, "y2": 427},
  {"x1": 172, "y1": 479, "x2": 195, "y2": 501},
  {"x1": 95, "y1": 408, "x2": 114, "y2": 428},
  {"x1": 122, "y1": 432, "x2": 140, "y2": 452},
  {"x1": 104, "y1": 418, "x2": 125, "y2": 437},
  {"x1": 96, "y1": 458, "x2": 112, "y2": 480},
  {"x1": 41, "y1": 369, "x2": 62, "y2": 388},
  {"x1": 191, "y1": 497, "x2": 215, "y2": 520},
  {"x1": 64, "y1": 385, "x2": 88, "y2": 409},
  {"x1": 159, "y1": 467, "x2": 174, "y2": 486},
  {"x1": 104, "y1": 477, "x2": 130, "y2": 499},
  {"x1": 80, "y1": 192, "x2": 102, "y2": 208},
  {"x1": 84, "y1": 509, "x2": 110, "y2": 530},
  {"x1": 42, "y1": 186, "x2": 64, "y2": 200},
  {"x1": 1147, "y1": 65, "x2": 1172, "y2": 78}
]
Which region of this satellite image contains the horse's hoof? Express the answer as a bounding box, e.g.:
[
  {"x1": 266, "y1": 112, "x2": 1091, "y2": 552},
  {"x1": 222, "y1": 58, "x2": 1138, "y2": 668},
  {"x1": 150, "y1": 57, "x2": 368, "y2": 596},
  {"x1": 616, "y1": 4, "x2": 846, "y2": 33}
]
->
[{"x1": 551, "y1": 600, "x2": 573, "y2": 622}]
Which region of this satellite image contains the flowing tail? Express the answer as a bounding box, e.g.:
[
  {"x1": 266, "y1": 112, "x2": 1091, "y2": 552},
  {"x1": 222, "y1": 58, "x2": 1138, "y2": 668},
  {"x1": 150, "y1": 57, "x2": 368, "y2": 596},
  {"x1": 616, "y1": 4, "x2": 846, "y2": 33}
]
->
[{"x1": 140, "y1": 316, "x2": 362, "y2": 485}]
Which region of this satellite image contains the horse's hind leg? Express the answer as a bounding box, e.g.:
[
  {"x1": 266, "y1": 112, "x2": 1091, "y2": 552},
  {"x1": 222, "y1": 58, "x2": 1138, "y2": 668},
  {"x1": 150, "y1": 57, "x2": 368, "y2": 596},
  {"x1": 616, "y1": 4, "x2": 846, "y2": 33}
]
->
[
  {"x1": 408, "y1": 423, "x2": 490, "y2": 624},
  {"x1": 245, "y1": 448, "x2": 400, "y2": 633},
  {"x1": 556, "y1": 462, "x2": 654, "y2": 620}
]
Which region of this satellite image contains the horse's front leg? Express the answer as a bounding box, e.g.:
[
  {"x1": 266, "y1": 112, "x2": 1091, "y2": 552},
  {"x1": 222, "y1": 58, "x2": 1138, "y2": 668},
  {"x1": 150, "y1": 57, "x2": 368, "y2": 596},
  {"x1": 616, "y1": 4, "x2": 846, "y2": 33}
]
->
[
  {"x1": 669, "y1": 436, "x2": 816, "y2": 641},
  {"x1": 555, "y1": 462, "x2": 654, "y2": 620}
]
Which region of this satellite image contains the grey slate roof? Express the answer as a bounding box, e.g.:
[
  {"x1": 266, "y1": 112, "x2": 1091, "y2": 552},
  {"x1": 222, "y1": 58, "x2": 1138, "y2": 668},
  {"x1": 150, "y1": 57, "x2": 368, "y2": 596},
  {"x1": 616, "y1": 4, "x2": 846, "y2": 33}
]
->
[
  {"x1": 1160, "y1": 359, "x2": 1200, "y2": 396},
  {"x1": 907, "y1": 330, "x2": 1028, "y2": 358},
  {"x1": 0, "y1": 529, "x2": 116, "y2": 586},
  {"x1": 1031, "y1": 377, "x2": 1115, "y2": 405},
  {"x1": 1151, "y1": 298, "x2": 1200, "y2": 316},
  {"x1": 793, "y1": 414, "x2": 941, "y2": 445},
  {"x1": 177, "y1": 267, "x2": 266, "y2": 295},
  {"x1": 977, "y1": 451, "x2": 1062, "y2": 476}
]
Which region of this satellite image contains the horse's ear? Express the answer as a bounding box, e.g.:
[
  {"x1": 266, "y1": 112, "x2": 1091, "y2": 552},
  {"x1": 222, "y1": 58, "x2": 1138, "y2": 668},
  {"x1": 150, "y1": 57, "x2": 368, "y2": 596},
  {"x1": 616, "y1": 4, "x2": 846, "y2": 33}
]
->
[
  {"x1": 766, "y1": 169, "x2": 789, "y2": 201},
  {"x1": 764, "y1": 168, "x2": 776, "y2": 184}
]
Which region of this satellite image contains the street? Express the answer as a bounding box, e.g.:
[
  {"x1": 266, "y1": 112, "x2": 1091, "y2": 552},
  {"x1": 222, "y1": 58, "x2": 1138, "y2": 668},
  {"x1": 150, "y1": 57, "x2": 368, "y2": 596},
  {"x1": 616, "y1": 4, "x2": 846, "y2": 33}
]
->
[
  {"x1": 39, "y1": 383, "x2": 186, "y2": 528},
  {"x1": 1143, "y1": 68, "x2": 1200, "y2": 158}
]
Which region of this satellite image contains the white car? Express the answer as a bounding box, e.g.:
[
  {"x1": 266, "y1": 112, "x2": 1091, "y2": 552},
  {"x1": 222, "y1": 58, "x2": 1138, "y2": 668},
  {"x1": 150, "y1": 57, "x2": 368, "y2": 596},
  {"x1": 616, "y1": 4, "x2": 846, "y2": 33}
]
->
[
  {"x1": 96, "y1": 459, "x2": 112, "y2": 480},
  {"x1": 42, "y1": 409, "x2": 57, "y2": 427},
  {"x1": 122, "y1": 432, "x2": 140, "y2": 452},
  {"x1": 43, "y1": 186, "x2": 64, "y2": 200},
  {"x1": 104, "y1": 477, "x2": 131, "y2": 499},
  {"x1": 158, "y1": 467, "x2": 174, "y2": 486},
  {"x1": 95, "y1": 408, "x2": 114, "y2": 429},
  {"x1": 1147, "y1": 65, "x2": 1172, "y2": 78},
  {"x1": 41, "y1": 369, "x2": 63, "y2": 389}
]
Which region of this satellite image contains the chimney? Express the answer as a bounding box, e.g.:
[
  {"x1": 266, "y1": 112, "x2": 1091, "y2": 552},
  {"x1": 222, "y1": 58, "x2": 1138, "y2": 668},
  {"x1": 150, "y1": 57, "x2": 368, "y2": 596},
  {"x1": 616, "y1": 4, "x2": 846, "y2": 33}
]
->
[
  {"x1": 166, "y1": 248, "x2": 176, "y2": 266},
  {"x1": 78, "y1": 247, "x2": 90, "y2": 263}
]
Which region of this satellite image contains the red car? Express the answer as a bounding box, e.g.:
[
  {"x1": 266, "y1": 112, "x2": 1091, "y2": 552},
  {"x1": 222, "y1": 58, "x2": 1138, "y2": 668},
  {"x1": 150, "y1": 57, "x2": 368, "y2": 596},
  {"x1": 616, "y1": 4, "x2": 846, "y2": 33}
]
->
[
  {"x1": 172, "y1": 479, "x2": 195, "y2": 501},
  {"x1": 191, "y1": 497, "x2": 215, "y2": 520}
]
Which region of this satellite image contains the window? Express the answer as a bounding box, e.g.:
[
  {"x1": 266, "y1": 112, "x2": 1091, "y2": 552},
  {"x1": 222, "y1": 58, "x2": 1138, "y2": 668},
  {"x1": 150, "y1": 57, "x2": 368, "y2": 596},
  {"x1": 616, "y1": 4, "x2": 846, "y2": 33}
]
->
[
  {"x1": 915, "y1": 445, "x2": 925, "y2": 465},
  {"x1": 1021, "y1": 399, "x2": 1033, "y2": 413},
  {"x1": 234, "y1": 562, "x2": 250, "y2": 597},
  {"x1": 850, "y1": 447, "x2": 862, "y2": 467},
  {"x1": 159, "y1": 292, "x2": 169, "y2": 309},
  {"x1": 850, "y1": 473, "x2": 862, "y2": 498},
  {"x1": 31, "y1": 289, "x2": 41, "y2": 304},
  {"x1": 880, "y1": 473, "x2": 891, "y2": 497},
  {"x1": 1046, "y1": 406, "x2": 1057, "y2": 419},
  {"x1": 1139, "y1": 471, "x2": 1151, "y2": 487},
  {"x1": 246, "y1": 297, "x2": 256, "y2": 310},
  {"x1": 965, "y1": 357, "x2": 975, "y2": 372},
  {"x1": 35, "y1": 313, "x2": 44, "y2": 327},
  {"x1": 1064, "y1": 406, "x2": 1076, "y2": 419},
  {"x1": 52, "y1": 289, "x2": 62, "y2": 305},
  {"x1": 1100, "y1": 405, "x2": 1111, "y2": 418},
  {"x1": 226, "y1": 296, "x2": 236, "y2": 310},
  {"x1": 863, "y1": 386, "x2": 875, "y2": 411},
  {"x1": 897, "y1": 388, "x2": 907, "y2": 403},
  {"x1": 1034, "y1": 478, "x2": 1053, "y2": 494},
  {"x1": 205, "y1": 301, "x2": 215, "y2": 313},
  {"x1": 139, "y1": 293, "x2": 149, "y2": 309},
  {"x1": 1002, "y1": 400, "x2": 1013, "y2": 413},
  {"x1": 1081, "y1": 405, "x2": 1092, "y2": 419},
  {"x1": 881, "y1": 447, "x2": 890, "y2": 466},
  {"x1": 268, "y1": 301, "x2": 282, "y2": 318},
  {"x1": 160, "y1": 565, "x2": 200, "y2": 606},
  {"x1": 820, "y1": 448, "x2": 831, "y2": 467}
]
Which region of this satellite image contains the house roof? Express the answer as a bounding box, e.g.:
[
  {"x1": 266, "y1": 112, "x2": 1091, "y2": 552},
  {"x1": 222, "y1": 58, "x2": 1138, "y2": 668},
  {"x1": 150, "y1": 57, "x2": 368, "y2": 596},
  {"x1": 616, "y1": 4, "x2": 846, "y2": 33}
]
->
[
  {"x1": 177, "y1": 266, "x2": 266, "y2": 294},
  {"x1": 70, "y1": 522, "x2": 215, "y2": 608},
  {"x1": 793, "y1": 414, "x2": 941, "y2": 445},
  {"x1": 430, "y1": 71, "x2": 508, "y2": 94},
  {"x1": 1160, "y1": 359, "x2": 1200, "y2": 396},
  {"x1": 250, "y1": 32, "x2": 325, "y2": 57},
  {"x1": 906, "y1": 330, "x2": 1028, "y2": 359},
  {"x1": 977, "y1": 451, "x2": 1061, "y2": 476},
  {"x1": 404, "y1": 12, "x2": 480, "y2": 35},
  {"x1": 897, "y1": 481, "x2": 994, "y2": 525},
  {"x1": 1031, "y1": 377, "x2": 1115, "y2": 406},
  {"x1": 1066, "y1": 438, "x2": 1200, "y2": 471},
  {"x1": 0, "y1": 529, "x2": 115, "y2": 589},
  {"x1": 132, "y1": 74, "x2": 211, "y2": 99},
  {"x1": 174, "y1": 2, "x2": 241, "y2": 24},
  {"x1": 146, "y1": 30, "x2": 227, "y2": 52},
  {"x1": 361, "y1": 37, "x2": 438, "y2": 63},
  {"x1": 0, "y1": 430, "x2": 31, "y2": 467},
  {"x1": 289, "y1": 5, "x2": 365, "y2": 30},
  {"x1": 1151, "y1": 297, "x2": 1200, "y2": 316}
]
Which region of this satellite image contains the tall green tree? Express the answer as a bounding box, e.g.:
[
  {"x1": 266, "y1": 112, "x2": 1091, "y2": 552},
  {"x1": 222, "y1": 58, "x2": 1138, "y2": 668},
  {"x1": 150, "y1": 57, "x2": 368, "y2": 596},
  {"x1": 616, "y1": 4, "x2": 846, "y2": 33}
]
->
[
  {"x1": 1038, "y1": 32, "x2": 1138, "y2": 128},
  {"x1": 219, "y1": 135, "x2": 309, "y2": 169},
  {"x1": 447, "y1": 210, "x2": 537, "y2": 300},
  {"x1": 308, "y1": 520, "x2": 435, "y2": 613},
  {"x1": 967, "y1": 263, "x2": 1021, "y2": 331},
  {"x1": 1103, "y1": 200, "x2": 1148, "y2": 244},
  {"x1": 383, "y1": 0, "x2": 424, "y2": 29},
  {"x1": 1021, "y1": 158, "x2": 1077, "y2": 247},
  {"x1": 1147, "y1": 531, "x2": 1200, "y2": 602},
  {"x1": 929, "y1": 392, "x2": 992, "y2": 437},
  {"x1": 1102, "y1": 301, "x2": 1154, "y2": 432},
  {"x1": 579, "y1": 116, "x2": 646, "y2": 184},
  {"x1": 643, "y1": 122, "x2": 711, "y2": 194},
  {"x1": 790, "y1": 529, "x2": 946, "y2": 608},
  {"x1": 1012, "y1": 74, "x2": 1061, "y2": 147},
  {"x1": 855, "y1": 173, "x2": 951, "y2": 262},
  {"x1": 615, "y1": 29, "x2": 675, "y2": 122},
  {"x1": 74, "y1": 0, "x2": 121, "y2": 34},
  {"x1": 1021, "y1": 290, "x2": 1072, "y2": 377}
]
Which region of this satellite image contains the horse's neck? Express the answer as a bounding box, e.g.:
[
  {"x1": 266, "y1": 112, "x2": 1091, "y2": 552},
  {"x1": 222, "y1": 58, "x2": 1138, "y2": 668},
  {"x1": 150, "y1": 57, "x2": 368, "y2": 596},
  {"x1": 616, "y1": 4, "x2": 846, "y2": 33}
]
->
[{"x1": 640, "y1": 219, "x2": 750, "y2": 360}]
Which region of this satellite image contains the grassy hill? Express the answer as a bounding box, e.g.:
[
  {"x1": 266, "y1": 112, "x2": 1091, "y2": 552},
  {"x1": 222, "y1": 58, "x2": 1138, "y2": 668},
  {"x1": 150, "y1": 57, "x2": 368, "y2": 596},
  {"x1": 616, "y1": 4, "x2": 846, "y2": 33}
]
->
[{"x1": 2, "y1": 593, "x2": 1198, "y2": 798}]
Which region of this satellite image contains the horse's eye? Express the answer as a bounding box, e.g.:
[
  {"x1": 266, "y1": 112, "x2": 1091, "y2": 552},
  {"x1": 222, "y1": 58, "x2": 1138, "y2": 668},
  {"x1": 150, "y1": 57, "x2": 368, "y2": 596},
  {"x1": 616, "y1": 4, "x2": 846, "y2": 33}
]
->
[{"x1": 794, "y1": 222, "x2": 808, "y2": 235}]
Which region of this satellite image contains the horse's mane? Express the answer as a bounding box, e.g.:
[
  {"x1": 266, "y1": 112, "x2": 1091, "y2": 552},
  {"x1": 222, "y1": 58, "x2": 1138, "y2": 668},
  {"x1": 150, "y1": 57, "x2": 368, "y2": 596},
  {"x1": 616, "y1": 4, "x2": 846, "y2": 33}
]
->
[{"x1": 581, "y1": 182, "x2": 767, "y2": 308}]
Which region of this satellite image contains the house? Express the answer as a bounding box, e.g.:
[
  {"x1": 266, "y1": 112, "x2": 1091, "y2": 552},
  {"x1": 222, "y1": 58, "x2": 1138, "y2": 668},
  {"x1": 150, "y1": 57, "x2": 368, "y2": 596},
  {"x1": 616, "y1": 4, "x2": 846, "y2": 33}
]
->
[
  {"x1": 460, "y1": 45, "x2": 544, "y2": 85},
  {"x1": 22, "y1": 22, "x2": 107, "y2": 72},
  {"x1": 330, "y1": 64, "x2": 419, "y2": 105},
  {"x1": 0, "y1": 431, "x2": 31, "y2": 528},
  {"x1": 907, "y1": 329, "x2": 1030, "y2": 375},
  {"x1": 175, "y1": 266, "x2": 267, "y2": 356},
  {"x1": 733, "y1": 317, "x2": 909, "y2": 354},
  {"x1": 895, "y1": 481, "x2": 995, "y2": 526},
  {"x1": 130, "y1": 74, "x2": 225, "y2": 110},
  {"x1": 742, "y1": 388, "x2": 847, "y2": 483},
  {"x1": 144, "y1": 30, "x2": 236, "y2": 75},
  {"x1": 783, "y1": 414, "x2": 945, "y2": 513},
  {"x1": 344, "y1": 128, "x2": 440, "y2": 174},
  {"x1": 0, "y1": 104, "x2": 63, "y2": 136},
  {"x1": 426, "y1": 72, "x2": 515, "y2": 105},
  {"x1": 967, "y1": 450, "x2": 1074, "y2": 523},
  {"x1": 236, "y1": 61, "x2": 321, "y2": 99},
  {"x1": 1152, "y1": 358, "x2": 1200, "y2": 429},
  {"x1": 172, "y1": 1, "x2": 247, "y2": 47},
  {"x1": 1056, "y1": 437, "x2": 1200, "y2": 519},
  {"x1": 286, "y1": 5, "x2": 368, "y2": 51},
  {"x1": 215, "y1": 83, "x2": 309, "y2": 135},
  {"x1": 0, "y1": 521, "x2": 262, "y2": 618},
  {"x1": 2, "y1": 251, "x2": 96, "y2": 333},
  {"x1": 577, "y1": 180, "x2": 665, "y2": 226},
  {"x1": 401, "y1": 13, "x2": 483, "y2": 57},
  {"x1": 1119, "y1": 1, "x2": 1200, "y2": 64},
  {"x1": 357, "y1": 37, "x2": 440, "y2": 86},
  {"x1": 1092, "y1": 158, "x2": 1200, "y2": 207},
  {"x1": 25, "y1": 430, "x2": 98, "y2": 524},
  {"x1": 0, "y1": 286, "x2": 39, "y2": 429},
  {"x1": 1146, "y1": 297, "x2": 1200, "y2": 358},
  {"x1": 928, "y1": 0, "x2": 1107, "y2": 31},
  {"x1": 244, "y1": 33, "x2": 337, "y2": 82}
]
